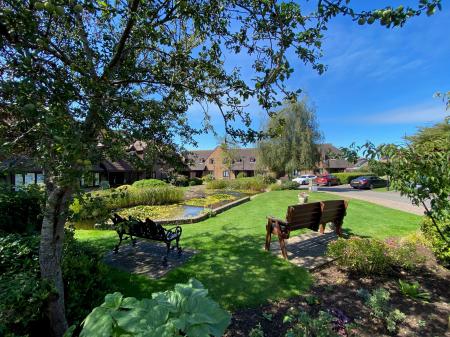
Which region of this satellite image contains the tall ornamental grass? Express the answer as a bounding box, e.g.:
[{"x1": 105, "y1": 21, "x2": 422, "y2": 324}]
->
[
  {"x1": 70, "y1": 185, "x2": 184, "y2": 220},
  {"x1": 206, "y1": 176, "x2": 268, "y2": 191}
]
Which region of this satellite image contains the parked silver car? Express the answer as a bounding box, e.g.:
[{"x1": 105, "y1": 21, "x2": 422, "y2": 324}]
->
[{"x1": 292, "y1": 174, "x2": 317, "y2": 185}]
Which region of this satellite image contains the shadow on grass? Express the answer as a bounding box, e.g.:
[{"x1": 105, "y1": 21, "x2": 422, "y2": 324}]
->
[{"x1": 91, "y1": 225, "x2": 312, "y2": 311}]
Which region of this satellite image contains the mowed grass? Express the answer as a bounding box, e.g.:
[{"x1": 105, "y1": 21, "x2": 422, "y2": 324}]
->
[{"x1": 75, "y1": 190, "x2": 421, "y2": 310}]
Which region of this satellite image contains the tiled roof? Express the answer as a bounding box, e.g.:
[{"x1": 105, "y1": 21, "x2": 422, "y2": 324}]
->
[
  {"x1": 100, "y1": 159, "x2": 135, "y2": 172},
  {"x1": 186, "y1": 150, "x2": 214, "y2": 170}
]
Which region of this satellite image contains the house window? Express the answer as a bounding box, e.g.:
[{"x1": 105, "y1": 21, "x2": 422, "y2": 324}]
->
[
  {"x1": 36, "y1": 174, "x2": 44, "y2": 185},
  {"x1": 24, "y1": 173, "x2": 35, "y2": 185},
  {"x1": 200, "y1": 158, "x2": 206, "y2": 163},
  {"x1": 223, "y1": 170, "x2": 229, "y2": 177},
  {"x1": 249, "y1": 157, "x2": 256, "y2": 162},
  {"x1": 15, "y1": 174, "x2": 24, "y2": 186},
  {"x1": 209, "y1": 158, "x2": 214, "y2": 164},
  {"x1": 94, "y1": 173, "x2": 100, "y2": 186}
]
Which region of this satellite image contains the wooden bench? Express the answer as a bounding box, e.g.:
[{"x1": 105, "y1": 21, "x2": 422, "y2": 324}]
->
[
  {"x1": 264, "y1": 200, "x2": 348, "y2": 259},
  {"x1": 112, "y1": 213, "x2": 182, "y2": 265}
]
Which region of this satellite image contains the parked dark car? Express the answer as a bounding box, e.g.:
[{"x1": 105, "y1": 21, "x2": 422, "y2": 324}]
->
[
  {"x1": 316, "y1": 174, "x2": 340, "y2": 186},
  {"x1": 350, "y1": 176, "x2": 388, "y2": 189}
]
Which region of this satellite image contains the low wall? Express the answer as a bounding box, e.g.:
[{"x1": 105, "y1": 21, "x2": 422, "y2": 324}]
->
[{"x1": 155, "y1": 196, "x2": 251, "y2": 225}]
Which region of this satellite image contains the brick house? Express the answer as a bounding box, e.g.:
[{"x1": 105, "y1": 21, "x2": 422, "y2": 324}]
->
[
  {"x1": 183, "y1": 147, "x2": 258, "y2": 180},
  {"x1": 183, "y1": 143, "x2": 350, "y2": 179}
]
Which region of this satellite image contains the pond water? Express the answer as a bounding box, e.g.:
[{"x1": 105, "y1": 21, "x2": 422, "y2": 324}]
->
[
  {"x1": 71, "y1": 204, "x2": 205, "y2": 230},
  {"x1": 182, "y1": 205, "x2": 204, "y2": 217}
]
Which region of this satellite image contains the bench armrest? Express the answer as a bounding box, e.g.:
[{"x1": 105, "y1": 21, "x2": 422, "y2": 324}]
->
[{"x1": 267, "y1": 216, "x2": 287, "y2": 225}]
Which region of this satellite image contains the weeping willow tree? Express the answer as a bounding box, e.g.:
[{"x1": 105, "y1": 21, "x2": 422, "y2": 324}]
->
[{"x1": 258, "y1": 100, "x2": 322, "y2": 177}]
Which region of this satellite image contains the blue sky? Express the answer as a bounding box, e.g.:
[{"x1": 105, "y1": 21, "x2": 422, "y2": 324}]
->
[{"x1": 185, "y1": 1, "x2": 450, "y2": 150}]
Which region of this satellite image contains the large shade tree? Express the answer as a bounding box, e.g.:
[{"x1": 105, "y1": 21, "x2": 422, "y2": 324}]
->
[{"x1": 0, "y1": 0, "x2": 442, "y2": 336}]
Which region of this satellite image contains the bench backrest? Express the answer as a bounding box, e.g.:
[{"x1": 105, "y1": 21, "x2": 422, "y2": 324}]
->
[
  {"x1": 285, "y1": 202, "x2": 323, "y2": 231},
  {"x1": 284, "y1": 200, "x2": 348, "y2": 231},
  {"x1": 112, "y1": 213, "x2": 166, "y2": 240},
  {"x1": 319, "y1": 200, "x2": 347, "y2": 225}
]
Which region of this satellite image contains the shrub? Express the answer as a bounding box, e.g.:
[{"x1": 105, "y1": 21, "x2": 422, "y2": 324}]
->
[
  {"x1": 420, "y1": 216, "x2": 450, "y2": 267},
  {"x1": 70, "y1": 186, "x2": 184, "y2": 220},
  {"x1": 398, "y1": 280, "x2": 430, "y2": 302},
  {"x1": 75, "y1": 279, "x2": 231, "y2": 337},
  {"x1": 327, "y1": 237, "x2": 426, "y2": 275},
  {"x1": 132, "y1": 179, "x2": 167, "y2": 188},
  {"x1": 188, "y1": 177, "x2": 203, "y2": 186},
  {"x1": 0, "y1": 230, "x2": 112, "y2": 336},
  {"x1": 206, "y1": 179, "x2": 229, "y2": 190},
  {"x1": 258, "y1": 174, "x2": 277, "y2": 185},
  {"x1": 169, "y1": 174, "x2": 189, "y2": 187},
  {"x1": 333, "y1": 172, "x2": 374, "y2": 184},
  {"x1": 236, "y1": 172, "x2": 247, "y2": 179},
  {"x1": 359, "y1": 288, "x2": 406, "y2": 334},
  {"x1": 202, "y1": 173, "x2": 214, "y2": 182},
  {"x1": 284, "y1": 310, "x2": 340, "y2": 337},
  {"x1": 0, "y1": 184, "x2": 45, "y2": 233}
]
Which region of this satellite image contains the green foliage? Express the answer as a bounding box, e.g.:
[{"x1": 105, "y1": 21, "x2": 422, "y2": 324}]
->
[
  {"x1": 132, "y1": 179, "x2": 167, "y2": 188},
  {"x1": 77, "y1": 279, "x2": 230, "y2": 337},
  {"x1": 258, "y1": 101, "x2": 322, "y2": 177},
  {"x1": 0, "y1": 185, "x2": 45, "y2": 233},
  {"x1": 398, "y1": 280, "x2": 430, "y2": 302},
  {"x1": 236, "y1": 172, "x2": 247, "y2": 179},
  {"x1": 184, "y1": 194, "x2": 234, "y2": 207},
  {"x1": 70, "y1": 186, "x2": 184, "y2": 220},
  {"x1": 421, "y1": 216, "x2": 450, "y2": 267},
  {"x1": 188, "y1": 177, "x2": 203, "y2": 186},
  {"x1": 284, "y1": 310, "x2": 339, "y2": 337},
  {"x1": 362, "y1": 118, "x2": 450, "y2": 260},
  {"x1": 206, "y1": 177, "x2": 268, "y2": 192},
  {"x1": 117, "y1": 205, "x2": 200, "y2": 221},
  {"x1": 249, "y1": 323, "x2": 265, "y2": 337},
  {"x1": 270, "y1": 181, "x2": 300, "y2": 191},
  {"x1": 202, "y1": 174, "x2": 214, "y2": 183},
  {"x1": 333, "y1": 172, "x2": 374, "y2": 185},
  {"x1": 169, "y1": 174, "x2": 189, "y2": 187},
  {"x1": 0, "y1": 231, "x2": 112, "y2": 336},
  {"x1": 327, "y1": 237, "x2": 425, "y2": 275},
  {"x1": 360, "y1": 288, "x2": 406, "y2": 334},
  {"x1": 62, "y1": 230, "x2": 113, "y2": 324}
]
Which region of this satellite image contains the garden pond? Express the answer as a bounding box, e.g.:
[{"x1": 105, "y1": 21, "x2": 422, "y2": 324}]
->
[{"x1": 71, "y1": 190, "x2": 250, "y2": 230}]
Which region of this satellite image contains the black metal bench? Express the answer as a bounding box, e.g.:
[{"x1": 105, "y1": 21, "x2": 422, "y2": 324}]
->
[{"x1": 112, "y1": 213, "x2": 182, "y2": 265}]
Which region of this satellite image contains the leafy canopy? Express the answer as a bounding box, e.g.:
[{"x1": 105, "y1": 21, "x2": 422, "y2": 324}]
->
[{"x1": 0, "y1": 0, "x2": 443, "y2": 186}]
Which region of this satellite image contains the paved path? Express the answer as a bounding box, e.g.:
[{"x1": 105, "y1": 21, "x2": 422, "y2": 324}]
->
[
  {"x1": 268, "y1": 230, "x2": 338, "y2": 270},
  {"x1": 104, "y1": 241, "x2": 197, "y2": 279},
  {"x1": 317, "y1": 185, "x2": 426, "y2": 215}
]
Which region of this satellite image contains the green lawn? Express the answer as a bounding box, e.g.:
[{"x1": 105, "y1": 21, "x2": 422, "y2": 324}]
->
[{"x1": 76, "y1": 190, "x2": 421, "y2": 310}]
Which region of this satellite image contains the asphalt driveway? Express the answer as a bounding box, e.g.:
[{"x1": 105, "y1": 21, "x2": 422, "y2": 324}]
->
[{"x1": 313, "y1": 185, "x2": 426, "y2": 215}]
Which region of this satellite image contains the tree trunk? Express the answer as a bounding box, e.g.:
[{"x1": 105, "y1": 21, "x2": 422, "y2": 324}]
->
[{"x1": 39, "y1": 185, "x2": 72, "y2": 337}]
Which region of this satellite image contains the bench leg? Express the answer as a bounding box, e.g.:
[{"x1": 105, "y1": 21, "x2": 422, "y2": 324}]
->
[
  {"x1": 162, "y1": 242, "x2": 171, "y2": 266},
  {"x1": 176, "y1": 237, "x2": 182, "y2": 256},
  {"x1": 265, "y1": 220, "x2": 272, "y2": 251},
  {"x1": 279, "y1": 235, "x2": 288, "y2": 259},
  {"x1": 335, "y1": 222, "x2": 343, "y2": 237},
  {"x1": 319, "y1": 224, "x2": 325, "y2": 234},
  {"x1": 114, "y1": 233, "x2": 123, "y2": 253}
]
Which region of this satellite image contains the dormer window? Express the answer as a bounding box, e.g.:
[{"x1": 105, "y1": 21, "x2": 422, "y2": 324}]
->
[
  {"x1": 209, "y1": 158, "x2": 214, "y2": 164},
  {"x1": 199, "y1": 158, "x2": 206, "y2": 163},
  {"x1": 249, "y1": 157, "x2": 256, "y2": 162}
]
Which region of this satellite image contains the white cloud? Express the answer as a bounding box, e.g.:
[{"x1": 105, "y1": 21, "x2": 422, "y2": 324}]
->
[{"x1": 360, "y1": 103, "x2": 447, "y2": 125}]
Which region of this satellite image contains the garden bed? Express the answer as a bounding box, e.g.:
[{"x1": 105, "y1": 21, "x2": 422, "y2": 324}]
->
[{"x1": 225, "y1": 261, "x2": 450, "y2": 337}]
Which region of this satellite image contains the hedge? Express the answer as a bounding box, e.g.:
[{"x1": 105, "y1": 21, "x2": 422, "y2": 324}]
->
[{"x1": 333, "y1": 172, "x2": 374, "y2": 184}]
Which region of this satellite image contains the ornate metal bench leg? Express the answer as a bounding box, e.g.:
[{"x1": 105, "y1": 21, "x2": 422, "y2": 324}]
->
[
  {"x1": 162, "y1": 242, "x2": 171, "y2": 266},
  {"x1": 176, "y1": 237, "x2": 182, "y2": 256},
  {"x1": 114, "y1": 233, "x2": 123, "y2": 253}
]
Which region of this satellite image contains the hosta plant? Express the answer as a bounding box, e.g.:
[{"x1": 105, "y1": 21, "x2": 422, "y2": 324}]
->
[{"x1": 76, "y1": 279, "x2": 230, "y2": 337}]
